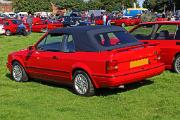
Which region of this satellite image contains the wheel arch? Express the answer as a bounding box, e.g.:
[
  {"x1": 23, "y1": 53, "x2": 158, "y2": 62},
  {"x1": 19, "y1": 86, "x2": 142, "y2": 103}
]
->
[
  {"x1": 71, "y1": 64, "x2": 99, "y2": 88},
  {"x1": 175, "y1": 52, "x2": 180, "y2": 58},
  {"x1": 172, "y1": 52, "x2": 180, "y2": 73},
  {"x1": 11, "y1": 58, "x2": 25, "y2": 69},
  {"x1": 173, "y1": 52, "x2": 180, "y2": 64}
]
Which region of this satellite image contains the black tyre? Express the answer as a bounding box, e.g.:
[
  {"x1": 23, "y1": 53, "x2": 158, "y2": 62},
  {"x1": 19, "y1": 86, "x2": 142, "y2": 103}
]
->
[
  {"x1": 23, "y1": 31, "x2": 28, "y2": 36},
  {"x1": 5, "y1": 30, "x2": 12, "y2": 36},
  {"x1": 73, "y1": 70, "x2": 95, "y2": 96},
  {"x1": 173, "y1": 55, "x2": 180, "y2": 73},
  {"x1": 12, "y1": 62, "x2": 28, "y2": 82}
]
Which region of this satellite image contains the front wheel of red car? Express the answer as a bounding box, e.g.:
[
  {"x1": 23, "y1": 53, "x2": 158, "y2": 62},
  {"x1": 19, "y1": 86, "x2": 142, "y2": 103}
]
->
[
  {"x1": 173, "y1": 55, "x2": 180, "y2": 73},
  {"x1": 5, "y1": 30, "x2": 12, "y2": 36},
  {"x1": 73, "y1": 70, "x2": 95, "y2": 96},
  {"x1": 12, "y1": 62, "x2": 28, "y2": 82}
]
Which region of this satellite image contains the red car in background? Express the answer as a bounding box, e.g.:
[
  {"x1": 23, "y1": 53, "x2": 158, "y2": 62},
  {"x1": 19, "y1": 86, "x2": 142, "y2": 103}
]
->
[
  {"x1": 130, "y1": 21, "x2": 180, "y2": 73},
  {"x1": 0, "y1": 18, "x2": 3, "y2": 24},
  {"x1": 115, "y1": 17, "x2": 141, "y2": 27},
  {"x1": 7, "y1": 26, "x2": 164, "y2": 96},
  {"x1": 3, "y1": 19, "x2": 29, "y2": 36},
  {"x1": 95, "y1": 17, "x2": 141, "y2": 27},
  {"x1": 115, "y1": 18, "x2": 135, "y2": 26},
  {"x1": 32, "y1": 19, "x2": 63, "y2": 32}
]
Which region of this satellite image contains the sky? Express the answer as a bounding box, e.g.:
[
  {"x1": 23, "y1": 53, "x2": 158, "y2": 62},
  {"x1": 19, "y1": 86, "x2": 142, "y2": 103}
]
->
[{"x1": 137, "y1": 0, "x2": 145, "y2": 7}]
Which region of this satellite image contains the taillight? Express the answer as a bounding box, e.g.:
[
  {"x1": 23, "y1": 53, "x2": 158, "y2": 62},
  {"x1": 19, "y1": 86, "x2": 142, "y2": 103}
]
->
[{"x1": 106, "y1": 60, "x2": 119, "y2": 73}]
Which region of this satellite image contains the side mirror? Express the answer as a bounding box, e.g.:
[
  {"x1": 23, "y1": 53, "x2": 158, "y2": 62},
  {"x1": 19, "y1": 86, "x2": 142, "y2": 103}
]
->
[{"x1": 28, "y1": 46, "x2": 35, "y2": 51}]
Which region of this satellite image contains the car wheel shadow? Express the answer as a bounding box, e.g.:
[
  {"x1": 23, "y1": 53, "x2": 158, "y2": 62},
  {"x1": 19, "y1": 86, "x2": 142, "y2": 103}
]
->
[
  {"x1": 6, "y1": 73, "x2": 154, "y2": 96},
  {"x1": 95, "y1": 80, "x2": 154, "y2": 96},
  {"x1": 5, "y1": 73, "x2": 74, "y2": 93}
]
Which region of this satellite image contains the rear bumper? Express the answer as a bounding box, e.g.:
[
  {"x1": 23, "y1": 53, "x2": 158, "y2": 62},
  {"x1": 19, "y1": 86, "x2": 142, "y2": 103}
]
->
[{"x1": 92, "y1": 63, "x2": 165, "y2": 88}]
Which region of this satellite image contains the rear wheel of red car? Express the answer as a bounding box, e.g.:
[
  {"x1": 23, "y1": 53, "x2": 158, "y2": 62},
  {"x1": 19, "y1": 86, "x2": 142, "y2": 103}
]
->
[
  {"x1": 73, "y1": 70, "x2": 95, "y2": 96},
  {"x1": 5, "y1": 30, "x2": 12, "y2": 36},
  {"x1": 173, "y1": 55, "x2": 180, "y2": 73},
  {"x1": 12, "y1": 62, "x2": 28, "y2": 82}
]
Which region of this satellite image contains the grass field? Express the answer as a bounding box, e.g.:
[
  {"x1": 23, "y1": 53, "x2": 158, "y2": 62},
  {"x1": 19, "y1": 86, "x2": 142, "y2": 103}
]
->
[{"x1": 0, "y1": 32, "x2": 180, "y2": 120}]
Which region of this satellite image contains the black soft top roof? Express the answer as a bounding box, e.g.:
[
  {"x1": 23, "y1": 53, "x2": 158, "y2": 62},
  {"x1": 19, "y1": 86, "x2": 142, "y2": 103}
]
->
[{"x1": 49, "y1": 26, "x2": 140, "y2": 52}]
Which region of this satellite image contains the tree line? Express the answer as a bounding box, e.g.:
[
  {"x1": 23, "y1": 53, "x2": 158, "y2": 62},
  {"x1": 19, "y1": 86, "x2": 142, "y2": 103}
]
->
[
  {"x1": 143, "y1": 0, "x2": 180, "y2": 12},
  {"x1": 12, "y1": 0, "x2": 137, "y2": 13},
  {"x1": 13, "y1": 0, "x2": 180, "y2": 13}
]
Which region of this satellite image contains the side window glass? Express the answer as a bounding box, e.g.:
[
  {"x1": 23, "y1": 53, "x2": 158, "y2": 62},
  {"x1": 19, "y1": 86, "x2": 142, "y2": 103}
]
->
[
  {"x1": 175, "y1": 26, "x2": 180, "y2": 40},
  {"x1": 36, "y1": 34, "x2": 64, "y2": 52},
  {"x1": 36, "y1": 36, "x2": 46, "y2": 50},
  {"x1": 66, "y1": 35, "x2": 75, "y2": 52},
  {"x1": 107, "y1": 33, "x2": 121, "y2": 45},
  {"x1": 156, "y1": 25, "x2": 177, "y2": 40},
  {"x1": 131, "y1": 25, "x2": 154, "y2": 40}
]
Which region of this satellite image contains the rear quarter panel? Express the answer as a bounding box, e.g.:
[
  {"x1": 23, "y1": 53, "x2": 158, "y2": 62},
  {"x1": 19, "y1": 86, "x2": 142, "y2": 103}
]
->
[{"x1": 141, "y1": 40, "x2": 180, "y2": 69}]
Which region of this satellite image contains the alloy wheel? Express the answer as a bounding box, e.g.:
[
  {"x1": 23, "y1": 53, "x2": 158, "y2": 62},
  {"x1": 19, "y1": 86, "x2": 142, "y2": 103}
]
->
[
  {"x1": 13, "y1": 65, "x2": 23, "y2": 82},
  {"x1": 74, "y1": 74, "x2": 89, "y2": 95},
  {"x1": 174, "y1": 55, "x2": 180, "y2": 73}
]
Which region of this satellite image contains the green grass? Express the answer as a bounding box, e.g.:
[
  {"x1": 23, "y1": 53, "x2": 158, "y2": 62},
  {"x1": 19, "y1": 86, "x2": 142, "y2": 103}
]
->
[{"x1": 0, "y1": 33, "x2": 180, "y2": 120}]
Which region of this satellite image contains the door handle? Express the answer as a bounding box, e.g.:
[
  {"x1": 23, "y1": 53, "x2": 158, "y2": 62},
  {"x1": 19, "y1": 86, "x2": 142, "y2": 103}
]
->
[
  {"x1": 52, "y1": 56, "x2": 59, "y2": 60},
  {"x1": 176, "y1": 42, "x2": 180, "y2": 45},
  {"x1": 144, "y1": 42, "x2": 149, "y2": 44}
]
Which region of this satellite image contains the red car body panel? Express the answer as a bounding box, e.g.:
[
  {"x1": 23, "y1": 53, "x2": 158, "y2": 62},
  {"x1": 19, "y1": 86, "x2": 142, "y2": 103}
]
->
[
  {"x1": 7, "y1": 26, "x2": 165, "y2": 88},
  {"x1": 95, "y1": 19, "x2": 103, "y2": 25},
  {"x1": 0, "y1": 18, "x2": 3, "y2": 24},
  {"x1": 155, "y1": 18, "x2": 168, "y2": 21},
  {"x1": 130, "y1": 21, "x2": 180, "y2": 70},
  {"x1": 32, "y1": 19, "x2": 63, "y2": 32},
  {"x1": 95, "y1": 17, "x2": 141, "y2": 26}
]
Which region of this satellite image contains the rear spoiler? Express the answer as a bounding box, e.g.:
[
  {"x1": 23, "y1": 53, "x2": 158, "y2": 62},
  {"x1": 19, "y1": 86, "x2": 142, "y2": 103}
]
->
[{"x1": 111, "y1": 42, "x2": 160, "y2": 53}]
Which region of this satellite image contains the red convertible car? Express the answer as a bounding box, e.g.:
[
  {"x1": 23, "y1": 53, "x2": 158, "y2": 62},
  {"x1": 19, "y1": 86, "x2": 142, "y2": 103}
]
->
[
  {"x1": 3, "y1": 19, "x2": 29, "y2": 36},
  {"x1": 130, "y1": 21, "x2": 180, "y2": 73},
  {"x1": 7, "y1": 26, "x2": 164, "y2": 96}
]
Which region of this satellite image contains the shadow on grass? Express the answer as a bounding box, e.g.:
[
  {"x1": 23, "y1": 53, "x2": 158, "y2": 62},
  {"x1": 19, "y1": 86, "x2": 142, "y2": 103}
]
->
[
  {"x1": 96, "y1": 80, "x2": 154, "y2": 96},
  {"x1": 6, "y1": 73, "x2": 153, "y2": 96},
  {"x1": 6, "y1": 73, "x2": 74, "y2": 93}
]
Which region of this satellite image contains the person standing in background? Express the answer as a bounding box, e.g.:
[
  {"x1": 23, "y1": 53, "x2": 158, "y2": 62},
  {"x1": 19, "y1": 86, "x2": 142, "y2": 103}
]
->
[
  {"x1": 103, "y1": 13, "x2": 107, "y2": 26},
  {"x1": 90, "y1": 11, "x2": 95, "y2": 23},
  {"x1": 27, "y1": 12, "x2": 33, "y2": 34}
]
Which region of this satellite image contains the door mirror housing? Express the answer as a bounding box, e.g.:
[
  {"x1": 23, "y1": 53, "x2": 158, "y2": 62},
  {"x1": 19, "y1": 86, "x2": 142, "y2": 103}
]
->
[{"x1": 28, "y1": 46, "x2": 35, "y2": 51}]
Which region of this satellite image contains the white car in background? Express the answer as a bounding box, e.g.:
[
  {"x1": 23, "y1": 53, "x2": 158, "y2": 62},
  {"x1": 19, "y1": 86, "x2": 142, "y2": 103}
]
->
[{"x1": 0, "y1": 24, "x2": 5, "y2": 35}]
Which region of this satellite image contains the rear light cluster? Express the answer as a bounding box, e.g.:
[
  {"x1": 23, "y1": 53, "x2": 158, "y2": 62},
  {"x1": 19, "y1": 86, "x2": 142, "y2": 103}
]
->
[{"x1": 106, "y1": 60, "x2": 119, "y2": 73}]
